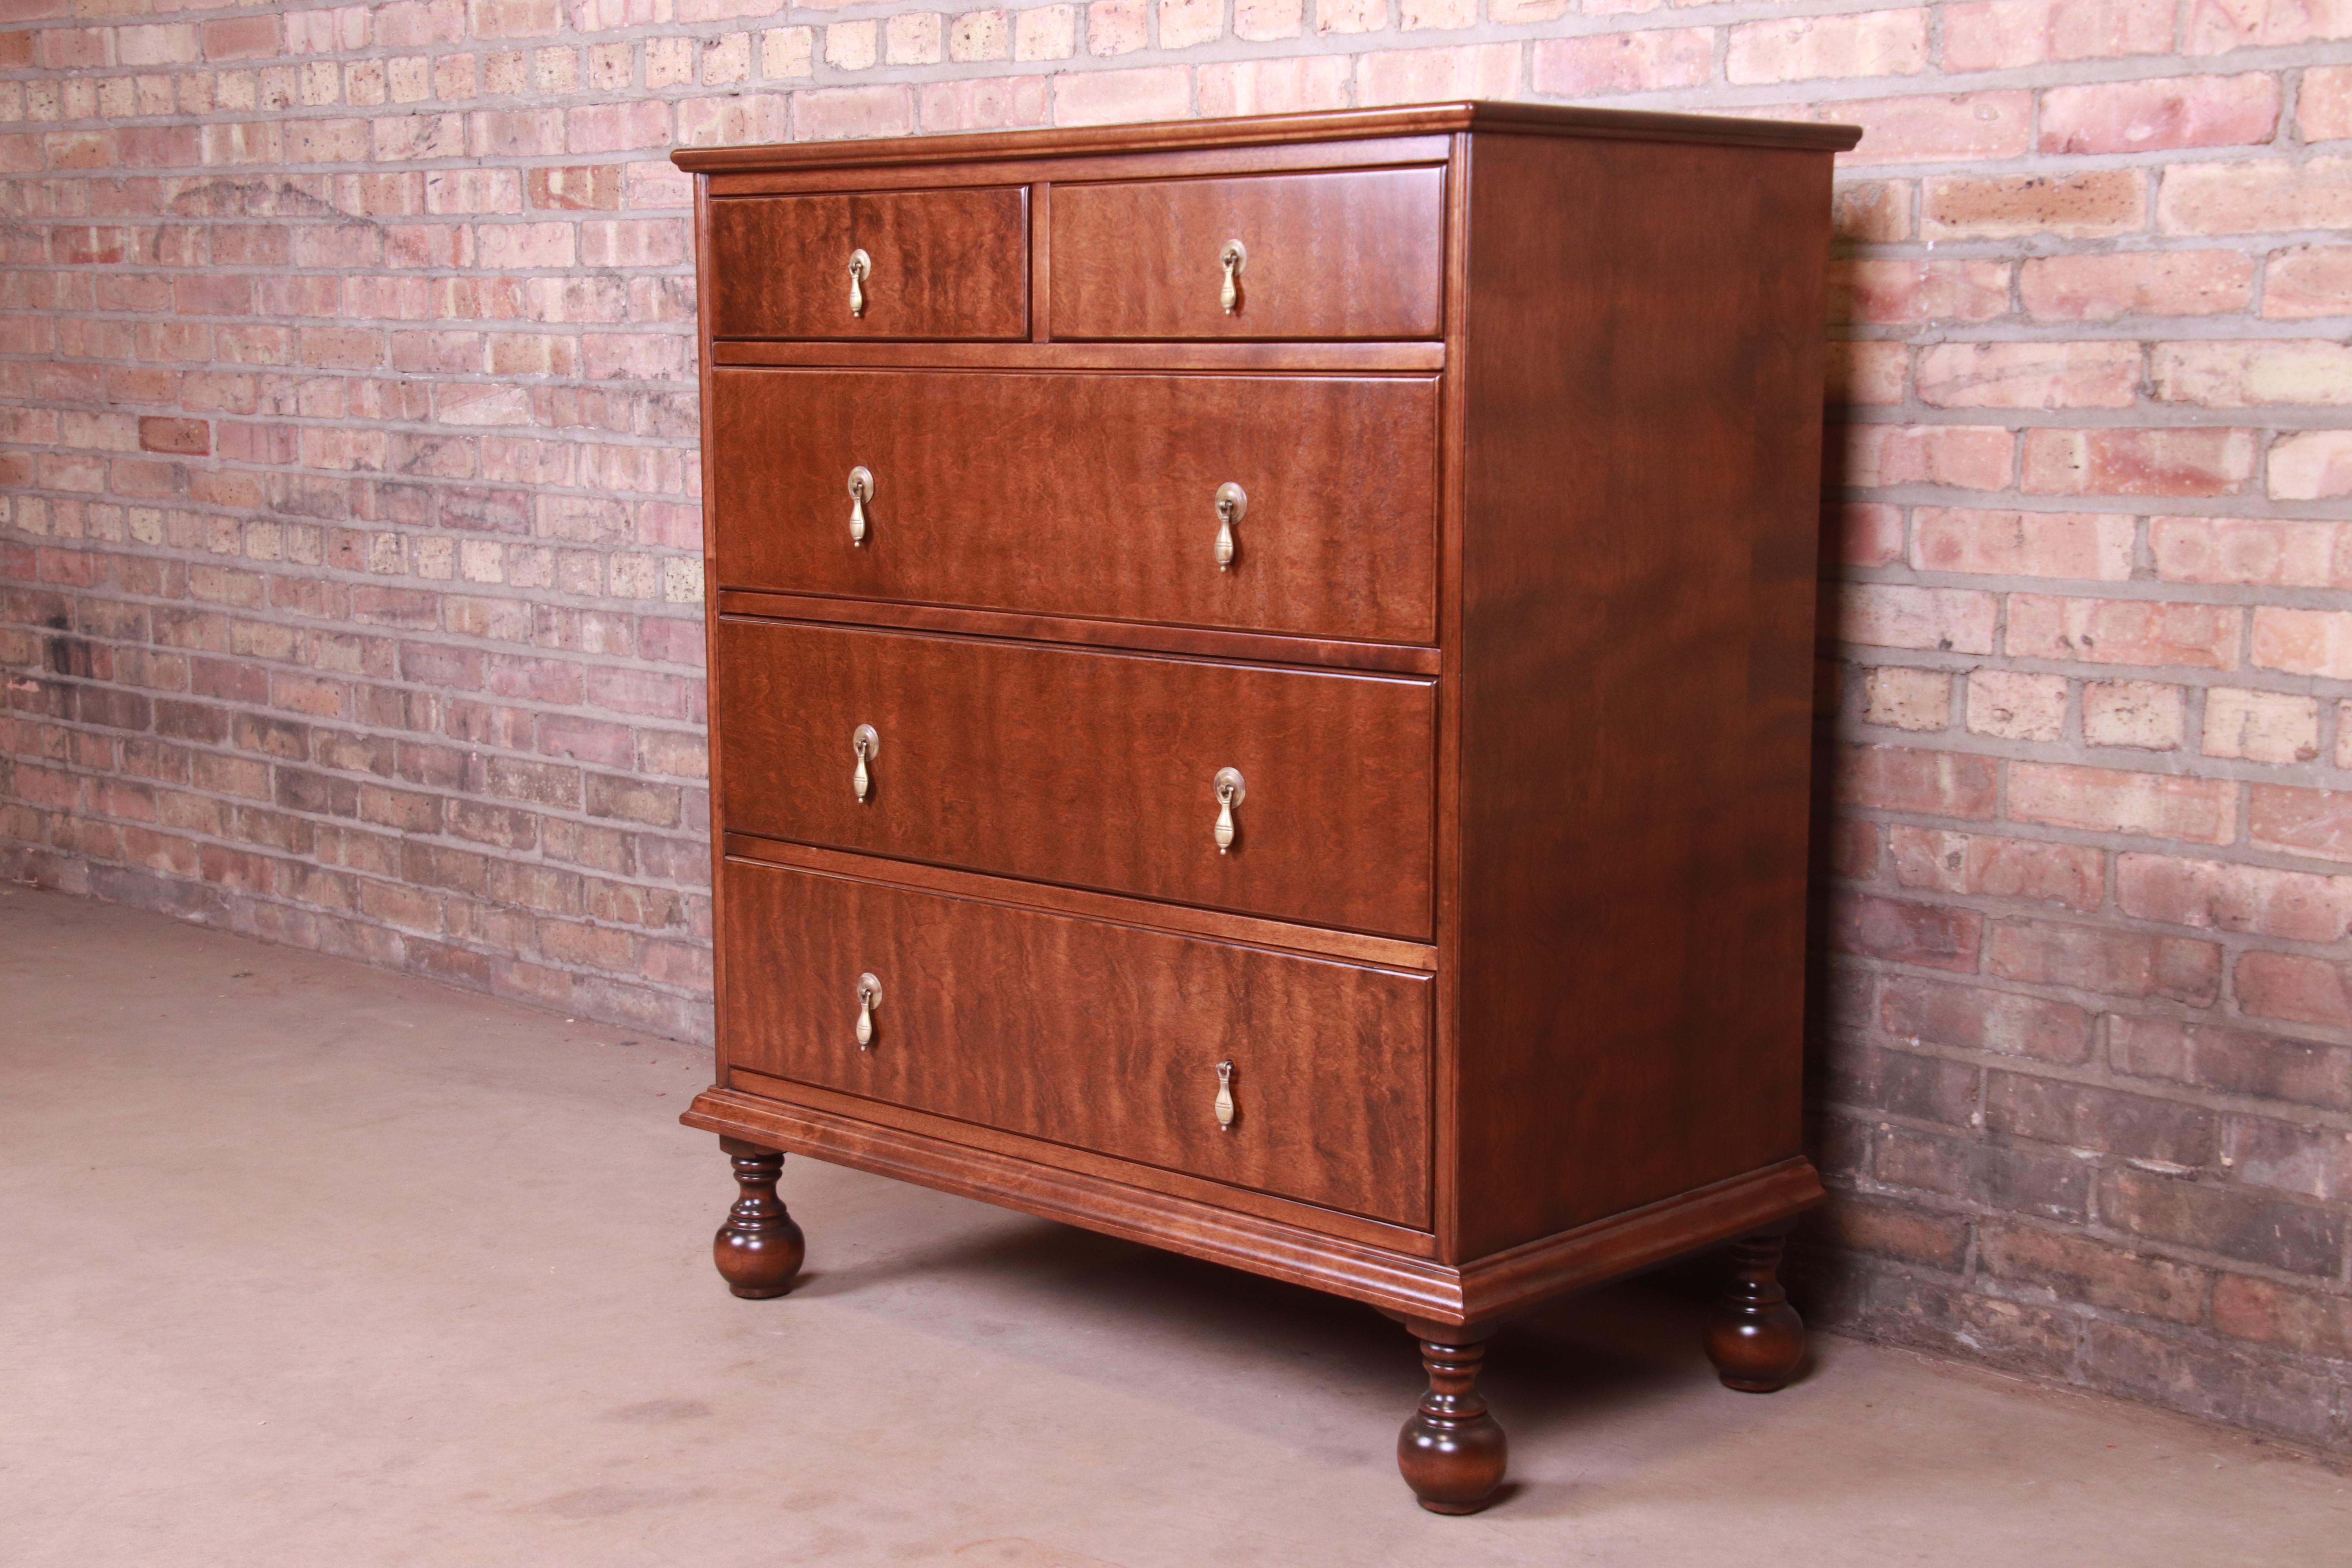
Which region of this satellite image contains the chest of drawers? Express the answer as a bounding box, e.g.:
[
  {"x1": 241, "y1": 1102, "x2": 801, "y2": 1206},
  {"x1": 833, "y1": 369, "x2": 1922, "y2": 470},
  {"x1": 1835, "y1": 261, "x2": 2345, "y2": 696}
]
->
[{"x1": 676, "y1": 101, "x2": 1859, "y2": 1514}]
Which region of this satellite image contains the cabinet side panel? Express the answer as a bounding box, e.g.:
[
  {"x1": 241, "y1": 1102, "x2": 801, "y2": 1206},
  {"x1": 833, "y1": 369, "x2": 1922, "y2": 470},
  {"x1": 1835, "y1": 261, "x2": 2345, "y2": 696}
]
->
[{"x1": 1452, "y1": 133, "x2": 1834, "y2": 1259}]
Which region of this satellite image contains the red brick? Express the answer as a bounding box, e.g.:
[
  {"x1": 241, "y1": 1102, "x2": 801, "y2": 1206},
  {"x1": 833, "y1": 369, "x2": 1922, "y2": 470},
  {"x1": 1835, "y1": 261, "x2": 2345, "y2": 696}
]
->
[
  {"x1": 1889, "y1": 826, "x2": 2105, "y2": 911},
  {"x1": 2117, "y1": 853, "x2": 2352, "y2": 942},
  {"x1": 1832, "y1": 893, "x2": 1986, "y2": 971},
  {"x1": 1837, "y1": 744, "x2": 2000, "y2": 820},
  {"x1": 1829, "y1": 92, "x2": 2034, "y2": 164},
  {"x1": 2262, "y1": 245, "x2": 2352, "y2": 319},
  {"x1": 1941, "y1": 0, "x2": 2173, "y2": 71},
  {"x1": 1978, "y1": 1221, "x2": 2209, "y2": 1323},
  {"x1": 1912, "y1": 508, "x2": 2133, "y2": 580},
  {"x1": 2251, "y1": 608, "x2": 2352, "y2": 678},
  {"x1": 1916, "y1": 342, "x2": 2139, "y2": 409},
  {"x1": 2021, "y1": 428, "x2": 2257, "y2": 498},
  {"x1": 1839, "y1": 424, "x2": 2016, "y2": 490},
  {"x1": 2212, "y1": 1276, "x2": 2352, "y2": 1357},
  {"x1": 2038, "y1": 73, "x2": 2280, "y2": 154},
  {"x1": 2005, "y1": 594, "x2": 2239, "y2": 670},
  {"x1": 2006, "y1": 761, "x2": 2237, "y2": 844},
  {"x1": 2158, "y1": 156, "x2": 2352, "y2": 234},
  {"x1": 2112, "y1": 1015, "x2": 2352, "y2": 1113},
  {"x1": 1882, "y1": 974, "x2": 2094, "y2": 1062},
  {"x1": 1925, "y1": 169, "x2": 2147, "y2": 238},
  {"x1": 1987, "y1": 916, "x2": 2221, "y2": 1004},
  {"x1": 2237, "y1": 951, "x2": 2352, "y2": 1029},
  {"x1": 2249, "y1": 784, "x2": 2352, "y2": 864},
  {"x1": 2021, "y1": 249, "x2": 2252, "y2": 320},
  {"x1": 2152, "y1": 516, "x2": 2352, "y2": 588},
  {"x1": 1839, "y1": 584, "x2": 1998, "y2": 655},
  {"x1": 1532, "y1": 29, "x2": 1712, "y2": 94},
  {"x1": 1991, "y1": 1074, "x2": 2216, "y2": 1163}
]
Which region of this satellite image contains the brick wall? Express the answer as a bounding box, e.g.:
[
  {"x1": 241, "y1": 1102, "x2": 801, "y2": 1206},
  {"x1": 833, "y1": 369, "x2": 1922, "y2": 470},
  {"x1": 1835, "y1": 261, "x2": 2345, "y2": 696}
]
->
[{"x1": 2, "y1": 0, "x2": 2348, "y2": 1452}]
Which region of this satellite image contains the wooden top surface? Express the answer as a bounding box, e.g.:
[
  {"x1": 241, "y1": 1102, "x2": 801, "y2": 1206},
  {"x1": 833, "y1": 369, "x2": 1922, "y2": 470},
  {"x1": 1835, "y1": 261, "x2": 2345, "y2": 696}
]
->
[{"x1": 671, "y1": 100, "x2": 1864, "y2": 173}]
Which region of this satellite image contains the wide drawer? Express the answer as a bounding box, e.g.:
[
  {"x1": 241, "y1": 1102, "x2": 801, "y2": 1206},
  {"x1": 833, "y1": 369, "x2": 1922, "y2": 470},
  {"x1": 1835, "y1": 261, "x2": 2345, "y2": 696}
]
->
[
  {"x1": 708, "y1": 187, "x2": 1029, "y2": 340},
  {"x1": 710, "y1": 368, "x2": 1439, "y2": 646},
  {"x1": 719, "y1": 858, "x2": 1433, "y2": 1227},
  {"x1": 1049, "y1": 168, "x2": 1445, "y2": 340},
  {"x1": 716, "y1": 620, "x2": 1436, "y2": 940}
]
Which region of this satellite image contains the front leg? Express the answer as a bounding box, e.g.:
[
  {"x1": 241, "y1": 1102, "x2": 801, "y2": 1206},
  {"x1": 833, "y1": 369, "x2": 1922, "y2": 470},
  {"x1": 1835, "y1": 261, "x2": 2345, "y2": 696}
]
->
[
  {"x1": 713, "y1": 1137, "x2": 806, "y2": 1299},
  {"x1": 1396, "y1": 1319, "x2": 1508, "y2": 1515},
  {"x1": 1703, "y1": 1221, "x2": 1805, "y2": 1391}
]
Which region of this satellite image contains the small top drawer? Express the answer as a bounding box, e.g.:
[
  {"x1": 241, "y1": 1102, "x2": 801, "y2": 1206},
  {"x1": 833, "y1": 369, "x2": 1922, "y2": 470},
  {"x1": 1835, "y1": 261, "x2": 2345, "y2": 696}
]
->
[
  {"x1": 708, "y1": 187, "x2": 1029, "y2": 340},
  {"x1": 1049, "y1": 167, "x2": 1445, "y2": 340}
]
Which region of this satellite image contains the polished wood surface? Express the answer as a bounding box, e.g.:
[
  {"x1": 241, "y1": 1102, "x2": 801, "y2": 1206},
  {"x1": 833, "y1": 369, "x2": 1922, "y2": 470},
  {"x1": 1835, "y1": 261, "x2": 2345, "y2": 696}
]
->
[
  {"x1": 1448, "y1": 132, "x2": 1837, "y2": 1258},
  {"x1": 714, "y1": 618, "x2": 1438, "y2": 938},
  {"x1": 718, "y1": 858, "x2": 1434, "y2": 1226},
  {"x1": 681, "y1": 103, "x2": 1858, "y2": 1515},
  {"x1": 1703, "y1": 1224, "x2": 1807, "y2": 1392},
  {"x1": 708, "y1": 187, "x2": 1028, "y2": 340},
  {"x1": 1396, "y1": 1328, "x2": 1507, "y2": 1514},
  {"x1": 712, "y1": 1138, "x2": 806, "y2": 1298},
  {"x1": 1049, "y1": 168, "x2": 1445, "y2": 341},
  {"x1": 673, "y1": 102, "x2": 1862, "y2": 175},
  {"x1": 709, "y1": 368, "x2": 1439, "y2": 644},
  {"x1": 716, "y1": 589, "x2": 1442, "y2": 677}
]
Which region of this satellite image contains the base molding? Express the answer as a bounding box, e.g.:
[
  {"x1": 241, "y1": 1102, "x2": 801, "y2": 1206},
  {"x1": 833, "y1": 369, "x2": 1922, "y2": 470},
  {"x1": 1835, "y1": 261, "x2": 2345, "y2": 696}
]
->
[{"x1": 683, "y1": 1088, "x2": 1821, "y2": 1324}]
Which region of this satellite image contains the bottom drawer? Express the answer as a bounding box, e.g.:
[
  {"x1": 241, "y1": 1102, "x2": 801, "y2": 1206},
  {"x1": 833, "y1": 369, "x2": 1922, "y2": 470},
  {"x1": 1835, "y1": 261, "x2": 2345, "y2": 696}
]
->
[{"x1": 719, "y1": 858, "x2": 1432, "y2": 1229}]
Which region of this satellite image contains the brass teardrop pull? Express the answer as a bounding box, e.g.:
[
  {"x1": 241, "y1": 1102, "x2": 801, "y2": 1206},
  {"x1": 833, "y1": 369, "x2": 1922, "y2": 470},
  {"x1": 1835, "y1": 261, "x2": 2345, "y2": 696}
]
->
[
  {"x1": 1212, "y1": 766, "x2": 1245, "y2": 853},
  {"x1": 852, "y1": 724, "x2": 879, "y2": 802},
  {"x1": 855, "y1": 972, "x2": 882, "y2": 1050},
  {"x1": 848, "y1": 466, "x2": 873, "y2": 547},
  {"x1": 1214, "y1": 481, "x2": 1246, "y2": 571},
  {"x1": 848, "y1": 248, "x2": 871, "y2": 318},
  {"x1": 1214, "y1": 1060, "x2": 1236, "y2": 1131},
  {"x1": 1218, "y1": 239, "x2": 1246, "y2": 315}
]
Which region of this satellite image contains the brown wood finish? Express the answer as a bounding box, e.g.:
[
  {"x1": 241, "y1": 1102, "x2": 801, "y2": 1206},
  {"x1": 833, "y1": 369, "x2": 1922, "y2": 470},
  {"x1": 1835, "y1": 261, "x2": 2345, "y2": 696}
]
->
[
  {"x1": 1049, "y1": 167, "x2": 1446, "y2": 341},
  {"x1": 708, "y1": 187, "x2": 1028, "y2": 340},
  {"x1": 716, "y1": 589, "x2": 1443, "y2": 677},
  {"x1": 1448, "y1": 131, "x2": 1839, "y2": 1259},
  {"x1": 1396, "y1": 1327, "x2": 1507, "y2": 1514},
  {"x1": 713, "y1": 618, "x2": 1438, "y2": 939},
  {"x1": 1703, "y1": 1223, "x2": 1807, "y2": 1392},
  {"x1": 709, "y1": 368, "x2": 1439, "y2": 644},
  {"x1": 720, "y1": 835, "x2": 1438, "y2": 971},
  {"x1": 678, "y1": 103, "x2": 1860, "y2": 1516},
  {"x1": 718, "y1": 857, "x2": 1434, "y2": 1226},
  {"x1": 713, "y1": 1139, "x2": 806, "y2": 1298}
]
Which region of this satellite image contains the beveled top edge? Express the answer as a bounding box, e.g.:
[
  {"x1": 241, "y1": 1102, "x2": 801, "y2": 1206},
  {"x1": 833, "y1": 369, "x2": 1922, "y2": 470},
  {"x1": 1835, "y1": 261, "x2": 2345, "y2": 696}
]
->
[{"x1": 670, "y1": 100, "x2": 1864, "y2": 173}]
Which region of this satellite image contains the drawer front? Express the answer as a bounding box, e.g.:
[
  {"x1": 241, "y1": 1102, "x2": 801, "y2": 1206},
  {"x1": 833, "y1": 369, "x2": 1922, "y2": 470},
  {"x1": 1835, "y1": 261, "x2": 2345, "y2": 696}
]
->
[
  {"x1": 717, "y1": 620, "x2": 1436, "y2": 940},
  {"x1": 720, "y1": 858, "x2": 1434, "y2": 1227},
  {"x1": 1049, "y1": 168, "x2": 1445, "y2": 340},
  {"x1": 708, "y1": 187, "x2": 1029, "y2": 340},
  {"x1": 711, "y1": 368, "x2": 1439, "y2": 645}
]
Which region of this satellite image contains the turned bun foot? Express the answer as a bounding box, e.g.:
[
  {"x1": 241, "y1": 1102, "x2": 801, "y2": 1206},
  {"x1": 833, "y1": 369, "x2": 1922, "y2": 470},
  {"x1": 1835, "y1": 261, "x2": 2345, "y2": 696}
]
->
[
  {"x1": 1704, "y1": 1225, "x2": 1805, "y2": 1392},
  {"x1": 714, "y1": 1139, "x2": 805, "y2": 1299},
  {"x1": 1397, "y1": 1331, "x2": 1508, "y2": 1515}
]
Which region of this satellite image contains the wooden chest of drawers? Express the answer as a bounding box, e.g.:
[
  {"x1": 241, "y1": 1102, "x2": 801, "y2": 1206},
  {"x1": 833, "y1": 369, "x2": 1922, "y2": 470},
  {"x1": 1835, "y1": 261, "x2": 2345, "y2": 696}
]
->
[{"x1": 676, "y1": 101, "x2": 1858, "y2": 1514}]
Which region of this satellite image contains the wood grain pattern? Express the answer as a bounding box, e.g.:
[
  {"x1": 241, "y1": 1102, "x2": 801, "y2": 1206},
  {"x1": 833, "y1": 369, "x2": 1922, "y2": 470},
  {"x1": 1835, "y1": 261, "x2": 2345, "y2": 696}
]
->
[
  {"x1": 709, "y1": 368, "x2": 1439, "y2": 644},
  {"x1": 1448, "y1": 132, "x2": 1837, "y2": 1258},
  {"x1": 718, "y1": 857, "x2": 1434, "y2": 1226},
  {"x1": 710, "y1": 340, "x2": 1446, "y2": 372},
  {"x1": 715, "y1": 589, "x2": 1442, "y2": 676},
  {"x1": 715, "y1": 618, "x2": 1437, "y2": 939},
  {"x1": 685, "y1": 1084, "x2": 1822, "y2": 1324},
  {"x1": 1050, "y1": 168, "x2": 1445, "y2": 341},
  {"x1": 708, "y1": 187, "x2": 1028, "y2": 339},
  {"x1": 721, "y1": 834, "x2": 1439, "y2": 971},
  {"x1": 672, "y1": 102, "x2": 1861, "y2": 175}
]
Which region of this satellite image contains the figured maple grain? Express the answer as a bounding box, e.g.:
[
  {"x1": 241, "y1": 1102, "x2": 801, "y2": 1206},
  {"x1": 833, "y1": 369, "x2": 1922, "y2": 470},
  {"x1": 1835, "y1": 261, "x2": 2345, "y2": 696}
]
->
[
  {"x1": 715, "y1": 618, "x2": 1437, "y2": 939},
  {"x1": 710, "y1": 368, "x2": 1439, "y2": 644},
  {"x1": 717, "y1": 858, "x2": 1434, "y2": 1226},
  {"x1": 708, "y1": 186, "x2": 1029, "y2": 339},
  {"x1": 1051, "y1": 167, "x2": 1446, "y2": 340}
]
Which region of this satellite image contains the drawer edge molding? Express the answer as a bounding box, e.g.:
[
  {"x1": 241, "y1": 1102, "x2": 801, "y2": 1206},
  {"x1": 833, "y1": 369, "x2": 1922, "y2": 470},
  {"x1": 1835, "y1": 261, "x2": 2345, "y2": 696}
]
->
[
  {"x1": 721, "y1": 836, "x2": 1439, "y2": 971},
  {"x1": 715, "y1": 592, "x2": 1442, "y2": 677},
  {"x1": 709, "y1": 341, "x2": 1447, "y2": 372},
  {"x1": 685, "y1": 1086, "x2": 1826, "y2": 1326}
]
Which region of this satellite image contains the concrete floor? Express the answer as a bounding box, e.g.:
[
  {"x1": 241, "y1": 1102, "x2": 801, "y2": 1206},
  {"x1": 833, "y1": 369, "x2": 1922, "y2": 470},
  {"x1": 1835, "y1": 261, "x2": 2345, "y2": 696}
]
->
[{"x1": 3, "y1": 887, "x2": 2347, "y2": 1567}]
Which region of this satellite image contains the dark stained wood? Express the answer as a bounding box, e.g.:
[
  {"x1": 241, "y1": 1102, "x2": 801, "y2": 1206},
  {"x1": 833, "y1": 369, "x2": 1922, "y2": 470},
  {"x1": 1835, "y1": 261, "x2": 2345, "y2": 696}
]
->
[
  {"x1": 710, "y1": 369, "x2": 1438, "y2": 644},
  {"x1": 690, "y1": 1084, "x2": 1822, "y2": 1321},
  {"x1": 1050, "y1": 168, "x2": 1445, "y2": 341},
  {"x1": 711, "y1": 340, "x2": 1446, "y2": 372},
  {"x1": 714, "y1": 619, "x2": 1438, "y2": 939},
  {"x1": 1396, "y1": 1328, "x2": 1507, "y2": 1515},
  {"x1": 1448, "y1": 131, "x2": 1839, "y2": 1259},
  {"x1": 681, "y1": 104, "x2": 1860, "y2": 1513},
  {"x1": 720, "y1": 835, "x2": 1439, "y2": 971},
  {"x1": 718, "y1": 857, "x2": 1434, "y2": 1227},
  {"x1": 708, "y1": 187, "x2": 1028, "y2": 340},
  {"x1": 671, "y1": 102, "x2": 1861, "y2": 175},
  {"x1": 713, "y1": 1139, "x2": 805, "y2": 1298},
  {"x1": 1703, "y1": 1224, "x2": 1807, "y2": 1392},
  {"x1": 717, "y1": 589, "x2": 1443, "y2": 677}
]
